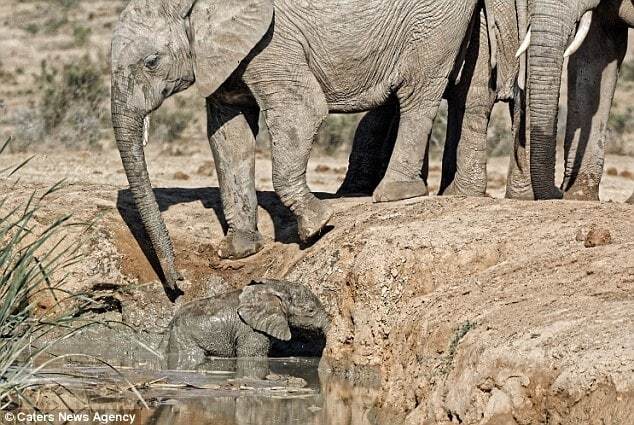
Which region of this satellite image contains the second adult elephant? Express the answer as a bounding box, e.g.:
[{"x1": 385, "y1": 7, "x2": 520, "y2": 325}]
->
[
  {"x1": 339, "y1": 1, "x2": 528, "y2": 198},
  {"x1": 518, "y1": 0, "x2": 632, "y2": 200},
  {"x1": 111, "y1": 0, "x2": 480, "y2": 291}
]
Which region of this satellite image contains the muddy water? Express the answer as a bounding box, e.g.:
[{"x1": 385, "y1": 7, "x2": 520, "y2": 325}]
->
[{"x1": 26, "y1": 358, "x2": 381, "y2": 425}]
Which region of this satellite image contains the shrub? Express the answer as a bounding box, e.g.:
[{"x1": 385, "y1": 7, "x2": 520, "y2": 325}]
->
[
  {"x1": 23, "y1": 23, "x2": 39, "y2": 35},
  {"x1": 72, "y1": 25, "x2": 92, "y2": 47},
  {"x1": 315, "y1": 114, "x2": 363, "y2": 155},
  {"x1": 150, "y1": 106, "x2": 194, "y2": 144},
  {"x1": 619, "y1": 61, "x2": 634, "y2": 84},
  {"x1": 0, "y1": 139, "x2": 149, "y2": 410},
  {"x1": 0, "y1": 141, "x2": 88, "y2": 407},
  {"x1": 13, "y1": 56, "x2": 109, "y2": 150}
]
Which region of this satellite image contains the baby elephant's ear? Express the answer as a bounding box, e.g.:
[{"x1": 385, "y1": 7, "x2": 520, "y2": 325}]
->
[
  {"x1": 238, "y1": 284, "x2": 291, "y2": 341},
  {"x1": 189, "y1": 0, "x2": 274, "y2": 98}
]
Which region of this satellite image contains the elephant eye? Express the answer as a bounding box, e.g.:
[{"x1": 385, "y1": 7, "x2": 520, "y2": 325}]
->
[{"x1": 144, "y1": 54, "x2": 160, "y2": 70}]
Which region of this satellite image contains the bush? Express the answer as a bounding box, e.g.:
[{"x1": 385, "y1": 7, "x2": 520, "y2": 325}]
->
[
  {"x1": 72, "y1": 25, "x2": 92, "y2": 47},
  {"x1": 150, "y1": 103, "x2": 194, "y2": 144},
  {"x1": 13, "y1": 56, "x2": 109, "y2": 150},
  {"x1": 0, "y1": 140, "x2": 151, "y2": 410},
  {"x1": 619, "y1": 61, "x2": 634, "y2": 84},
  {"x1": 0, "y1": 141, "x2": 88, "y2": 407},
  {"x1": 315, "y1": 114, "x2": 362, "y2": 155}
]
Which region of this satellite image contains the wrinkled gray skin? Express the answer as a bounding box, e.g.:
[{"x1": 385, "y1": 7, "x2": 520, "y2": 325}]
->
[
  {"x1": 339, "y1": 1, "x2": 530, "y2": 198},
  {"x1": 110, "y1": 0, "x2": 479, "y2": 292},
  {"x1": 162, "y1": 280, "x2": 329, "y2": 371},
  {"x1": 522, "y1": 0, "x2": 633, "y2": 200}
]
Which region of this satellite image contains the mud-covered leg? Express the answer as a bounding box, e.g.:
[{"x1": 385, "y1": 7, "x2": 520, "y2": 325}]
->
[
  {"x1": 207, "y1": 96, "x2": 264, "y2": 259},
  {"x1": 373, "y1": 90, "x2": 440, "y2": 202},
  {"x1": 562, "y1": 20, "x2": 627, "y2": 201},
  {"x1": 337, "y1": 101, "x2": 399, "y2": 195},
  {"x1": 165, "y1": 333, "x2": 206, "y2": 370},
  {"x1": 236, "y1": 332, "x2": 270, "y2": 378},
  {"x1": 442, "y1": 12, "x2": 495, "y2": 197},
  {"x1": 253, "y1": 69, "x2": 333, "y2": 241}
]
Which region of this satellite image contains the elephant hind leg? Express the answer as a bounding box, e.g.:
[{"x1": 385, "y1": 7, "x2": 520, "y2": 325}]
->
[
  {"x1": 206, "y1": 96, "x2": 264, "y2": 259},
  {"x1": 250, "y1": 68, "x2": 332, "y2": 242},
  {"x1": 372, "y1": 86, "x2": 444, "y2": 202},
  {"x1": 442, "y1": 11, "x2": 495, "y2": 198}
]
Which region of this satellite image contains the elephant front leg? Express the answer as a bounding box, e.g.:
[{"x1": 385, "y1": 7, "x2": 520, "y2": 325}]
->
[
  {"x1": 236, "y1": 331, "x2": 270, "y2": 379},
  {"x1": 206, "y1": 98, "x2": 264, "y2": 259},
  {"x1": 562, "y1": 20, "x2": 627, "y2": 201},
  {"x1": 373, "y1": 93, "x2": 439, "y2": 202},
  {"x1": 256, "y1": 73, "x2": 333, "y2": 242}
]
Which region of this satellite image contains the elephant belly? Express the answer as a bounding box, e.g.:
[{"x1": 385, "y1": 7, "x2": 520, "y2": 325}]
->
[{"x1": 274, "y1": 0, "x2": 471, "y2": 112}]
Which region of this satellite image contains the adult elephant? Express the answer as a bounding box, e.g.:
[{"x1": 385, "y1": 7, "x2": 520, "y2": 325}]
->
[
  {"x1": 110, "y1": 0, "x2": 480, "y2": 291},
  {"x1": 338, "y1": 1, "x2": 530, "y2": 198},
  {"x1": 518, "y1": 0, "x2": 632, "y2": 200}
]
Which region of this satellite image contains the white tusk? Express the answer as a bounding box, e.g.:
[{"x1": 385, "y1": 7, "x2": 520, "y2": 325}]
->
[
  {"x1": 564, "y1": 11, "x2": 592, "y2": 58},
  {"x1": 143, "y1": 115, "x2": 150, "y2": 147},
  {"x1": 515, "y1": 27, "x2": 531, "y2": 58}
]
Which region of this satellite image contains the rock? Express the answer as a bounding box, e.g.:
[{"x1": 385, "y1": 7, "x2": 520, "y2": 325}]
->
[
  {"x1": 606, "y1": 167, "x2": 618, "y2": 176},
  {"x1": 196, "y1": 161, "x2": 215, "y2": 177},
  {"x1": 173, "y1": 171, "x2": 190, "y2": 180},
  {"x1": 575, "y1": 227, "x2": 590, "y2": 242},
  {"x1": 584, "y1": 228, "x2": 612, "y2": 248}
]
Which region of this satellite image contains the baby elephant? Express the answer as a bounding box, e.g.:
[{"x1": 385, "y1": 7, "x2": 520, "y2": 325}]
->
[{"x1": 162, "y1": 279, "x2": 329, "y2": 370}]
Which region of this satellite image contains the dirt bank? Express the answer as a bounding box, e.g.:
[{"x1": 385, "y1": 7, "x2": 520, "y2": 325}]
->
[{"x1": 3, "y1": 150, "x2": 634, "y2": 424}]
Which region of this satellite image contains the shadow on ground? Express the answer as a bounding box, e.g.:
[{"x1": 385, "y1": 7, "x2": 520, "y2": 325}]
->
[{"x1": 116, "y1": 187, "x2": 340, "y2": 292}]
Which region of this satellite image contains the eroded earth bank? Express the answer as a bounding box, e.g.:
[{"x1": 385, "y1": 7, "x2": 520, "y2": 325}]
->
[{"x1": 4, "y1": 151, "x2": 634, "y2": 424}]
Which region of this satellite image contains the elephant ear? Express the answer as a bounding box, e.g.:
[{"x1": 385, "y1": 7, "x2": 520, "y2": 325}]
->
[
  {"x1": 238, "y1": 282, "x2": 291, "y2": 341},
  {"x1": 189, "y1": 0, "x2": 274, "y2": 98}
]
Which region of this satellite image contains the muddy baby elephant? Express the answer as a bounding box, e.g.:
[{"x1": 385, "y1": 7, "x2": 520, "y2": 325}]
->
[{"x1": 162, "y1": 280, "x2": 329, "y2": 370}]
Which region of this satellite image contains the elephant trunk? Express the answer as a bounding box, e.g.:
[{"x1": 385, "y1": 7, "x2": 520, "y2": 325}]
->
[
  {"x1": 527, "y1": 3, "x2": 577, "y2": 199},
  {"x1": 111, "y1": 80, "x2": 181, "y2": 293}
]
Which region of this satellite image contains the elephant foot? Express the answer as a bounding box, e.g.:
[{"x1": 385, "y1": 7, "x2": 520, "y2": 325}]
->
[
  {"x1": 563, "y1": 176, "x2": 600, "y2": 201},
  {"x1": 442, "y1": 181, "x2": 486, "y2": 197},
  {"x1": 218, "y1": 230, "x2": 264, "y2": 260},
  {"x1": 563, "y1": 189, "x2": 599, "y2": 202},
  {"x1": 372, "y1": 179, "x2": 428, "y2": 203},
  {"x1": 294, "y1": 198, "x2": 333, "y2": 242},
  {"x1": 505, "y1": 186, "x2": 534, "y2": 200}
]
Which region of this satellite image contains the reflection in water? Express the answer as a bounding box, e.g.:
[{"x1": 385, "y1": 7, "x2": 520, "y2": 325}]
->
[
  {"x1": 29, "y1": 358, "x2": 383, "y2": 425},
  {"x1": 111, "y1": 359, "x2": 380, "y2": 425},
  {"x1": 140, "y1": 373, "x2": 378, "y2": 425}
]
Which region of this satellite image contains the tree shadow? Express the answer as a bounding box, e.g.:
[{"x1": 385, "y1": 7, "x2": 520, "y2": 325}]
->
[{"x1": 116, "y1": 188, "x2": 338, "y2": 282}]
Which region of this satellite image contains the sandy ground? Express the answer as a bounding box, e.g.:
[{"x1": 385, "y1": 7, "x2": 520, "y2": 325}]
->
[{"x1": 2, "y1": 147, "x2": 634, "y2": 423}]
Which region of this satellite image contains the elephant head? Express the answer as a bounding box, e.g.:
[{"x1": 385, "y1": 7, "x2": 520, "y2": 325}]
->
[
  {"x1": 515, "y1": 0, "x2": 601, "y2": 199},
  {"x1": 110, "y1": 0, "x2": 273, "y2": 292},
  {"x1": 237, "y1": 280, "x2": 330, "y2": 341}
]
